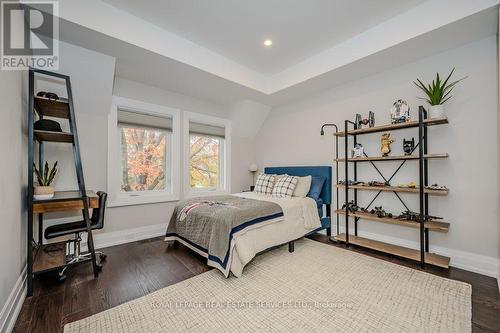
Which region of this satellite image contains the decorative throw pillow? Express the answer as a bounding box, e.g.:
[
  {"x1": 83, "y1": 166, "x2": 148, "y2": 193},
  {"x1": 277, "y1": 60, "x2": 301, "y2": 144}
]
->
[
  {"x1": 272, "y1": 175, "x2": 299, "y2": 198},
  {"x1": 307, "y1": 175, "x2": 326, "y2": 201},
  {"x1": 254, "y1": 173, "x2": 275, "y2": 195},
  {"x1": 293, "y1": 175, "x2": 312, "y2": 197}
]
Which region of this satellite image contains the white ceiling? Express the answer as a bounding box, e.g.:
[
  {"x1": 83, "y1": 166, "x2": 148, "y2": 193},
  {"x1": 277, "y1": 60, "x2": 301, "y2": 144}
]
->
[{"x1": 102, "y1": 0, "x2": 424, "y2": 74}]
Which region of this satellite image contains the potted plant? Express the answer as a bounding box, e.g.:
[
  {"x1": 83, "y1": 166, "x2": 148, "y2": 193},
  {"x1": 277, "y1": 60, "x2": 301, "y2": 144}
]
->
[
  {"x1": 33, "y1": 161, "x2": 58, "y2": 200},
  {"x1": 414, "y1": 68, "x2": 466, "y2": 118}
]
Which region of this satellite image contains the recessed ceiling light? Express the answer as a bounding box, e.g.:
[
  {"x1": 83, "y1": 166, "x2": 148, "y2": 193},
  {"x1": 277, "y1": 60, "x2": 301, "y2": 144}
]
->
[{"x1": 264, "y1": 39, "x2": 272, "y2": 47}]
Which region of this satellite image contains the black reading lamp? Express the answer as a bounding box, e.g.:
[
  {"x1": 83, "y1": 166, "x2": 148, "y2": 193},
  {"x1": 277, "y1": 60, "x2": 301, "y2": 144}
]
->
[
  {"x1": 320, "y1": 123, "x2": 340, "y2": 241},
  {"x1": 320, "y1": 123, "x2": 338, "y2": 136}
]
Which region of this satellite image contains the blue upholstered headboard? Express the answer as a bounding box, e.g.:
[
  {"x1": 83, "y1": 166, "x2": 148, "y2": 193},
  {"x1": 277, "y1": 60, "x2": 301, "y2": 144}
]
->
[{"x1": 264, "y1": 166, "x2": 332, "y2": 204}]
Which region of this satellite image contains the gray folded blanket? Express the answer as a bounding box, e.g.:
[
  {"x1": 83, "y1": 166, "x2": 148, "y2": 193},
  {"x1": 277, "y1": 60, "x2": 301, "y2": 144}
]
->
[{"x1": 165, "y1": 195, "x2": 283, "y2": 276}]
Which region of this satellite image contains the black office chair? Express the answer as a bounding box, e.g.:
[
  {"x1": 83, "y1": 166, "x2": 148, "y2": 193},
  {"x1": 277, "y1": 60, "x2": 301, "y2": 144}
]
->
[{"x1": 44, "y1": 191, "x2": 108, "y2": 280}]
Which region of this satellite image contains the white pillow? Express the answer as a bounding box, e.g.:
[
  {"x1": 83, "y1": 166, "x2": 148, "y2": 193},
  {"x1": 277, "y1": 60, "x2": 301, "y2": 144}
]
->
[
  {"x1": 293, "y1": 175, "x2": 312, "y2": 198},
  {"x1": 271, "y1": 173, "x2": 288, "y2": 180},
  {"x1": 272, "y1": 175, "x2": 299, "y2": 198},
  {"x1": 254, "y1": 173, "x2": 275, "y2": 195}
]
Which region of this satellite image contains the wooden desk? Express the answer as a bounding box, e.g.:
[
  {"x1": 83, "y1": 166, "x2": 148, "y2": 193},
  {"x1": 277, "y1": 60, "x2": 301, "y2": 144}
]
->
[{"x1": 33, "y1": 190, "x2": 98, "y2": 213}]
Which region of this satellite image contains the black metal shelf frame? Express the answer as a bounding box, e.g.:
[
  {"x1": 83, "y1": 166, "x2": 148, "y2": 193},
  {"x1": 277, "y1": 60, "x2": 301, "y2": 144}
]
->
[
  {"x1": 27, "y1": 68, "x2": 100, "y2": 296},
  {"x1": 337, "y1": 106, "x2": 435, "y2": 268},
  {"x1": 320, "y1": 124, "x2": 340, "y2": 236}
]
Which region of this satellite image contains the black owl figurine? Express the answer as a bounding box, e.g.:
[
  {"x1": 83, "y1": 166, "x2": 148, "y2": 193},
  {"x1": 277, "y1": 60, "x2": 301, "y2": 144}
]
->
[{"x1": 403, "y1": 138, "x2": 415, "y2": 155}]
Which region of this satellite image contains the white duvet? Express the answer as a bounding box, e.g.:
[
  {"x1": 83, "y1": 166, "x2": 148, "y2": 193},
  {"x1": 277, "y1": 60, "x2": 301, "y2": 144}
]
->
[{"x1": 229, "y1": 192, "x2": 321, "y2": 277}]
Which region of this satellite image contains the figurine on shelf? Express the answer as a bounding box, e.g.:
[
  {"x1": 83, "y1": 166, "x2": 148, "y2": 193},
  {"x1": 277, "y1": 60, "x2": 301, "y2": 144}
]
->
[
  {"x1": 367, "y1": 181, "x2": 390, "y2": 187},
  {"x1": 370, "y1": 206, "x2": 393, "y2": 218},
  {"x1": 342, "y1": 200, "x2": 359, "y2": 213},
  {"x1": 355, "y1": 111, "x2": 375, "y2": 129},
  {"x1": 397, "y1": 182, "x2": 417, "y2": 188},
  {"x1": 390, "y1": 99, "x2": 411, "y2": 124},
  {"x1": 397, "y1": 210, "x2": 443, "y2": 221},
  {"x1": 397, "y1": 210, "x2": 419, "y2": 221},
  {"x1": 425, "y1": 184, "x2": 448, "y2": 191},
  {"x1": 339, "y1": 180, "x2": 365, "y2": 186},
  {"x1": 369, "y1": 111, "x2": 375, "y2": 127},
  {"x1": 403, "y1": 138, "x2": 415, "y2": 155},
  {"x1": 380, "y1": 133, "x2": 395, "y2": 156},
  {"x1": 352, "y1": 143, "x2": 364, "y2": 158}
]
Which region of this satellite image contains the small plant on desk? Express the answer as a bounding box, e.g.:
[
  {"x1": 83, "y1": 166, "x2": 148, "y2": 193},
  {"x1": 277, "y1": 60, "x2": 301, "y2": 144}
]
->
[{"x1": 33, "y1": 161, "x2": 58, "y2": 200}]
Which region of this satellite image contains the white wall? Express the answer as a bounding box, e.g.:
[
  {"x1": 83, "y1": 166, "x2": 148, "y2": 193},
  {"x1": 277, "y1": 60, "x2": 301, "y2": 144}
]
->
[
  {"x1": 0, "y1": 70, "x2": 27, "y2": 331},
  {"x1": 256, "y1": 36, "x2": 499, "y2": 277}
]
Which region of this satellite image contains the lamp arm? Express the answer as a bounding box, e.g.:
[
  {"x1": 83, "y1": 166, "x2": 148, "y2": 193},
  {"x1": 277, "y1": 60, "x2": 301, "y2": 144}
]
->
[{"x1": 320, "y1": 123, "x2": 339, "y2": 135}]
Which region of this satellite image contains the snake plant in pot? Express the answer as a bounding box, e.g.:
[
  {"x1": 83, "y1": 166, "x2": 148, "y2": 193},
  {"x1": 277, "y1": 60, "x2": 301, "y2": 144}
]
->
[
  {"x1": 414, "y1": 68, "x2": 466, "y2": 119},
  {"x1": 33, "y1": 161, "x2": 58, "y2": 200}
]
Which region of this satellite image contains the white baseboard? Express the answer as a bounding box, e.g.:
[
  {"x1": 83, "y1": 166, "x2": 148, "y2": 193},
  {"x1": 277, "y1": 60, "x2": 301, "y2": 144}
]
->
[
  {"x1": 0, "y1": 266, "x2": 27, "y2": 333},
  {"x1": 333, "y1": 227, "x2": 499, "y2": 279},
  {"x1": 82, "y1": 223, "x2": 167, "y2": 251}
]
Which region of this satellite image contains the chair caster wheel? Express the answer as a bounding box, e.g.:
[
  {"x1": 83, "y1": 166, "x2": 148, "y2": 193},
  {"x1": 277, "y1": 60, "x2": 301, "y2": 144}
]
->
[
  {"x1": 99, "y1": 254, "x2": 107, "y2": 262},
  {"x1": 58, "y1": 274, "x2": 66, "y2": 282}
]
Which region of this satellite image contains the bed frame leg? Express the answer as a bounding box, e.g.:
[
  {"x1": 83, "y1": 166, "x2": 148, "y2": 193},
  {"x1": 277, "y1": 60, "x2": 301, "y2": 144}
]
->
[
  {"x1": 326, "y1": 227, "x2": 331, "y2": 237},
  {"x1": 288, "y1": 241, "x2": 294, "y2": 253}
]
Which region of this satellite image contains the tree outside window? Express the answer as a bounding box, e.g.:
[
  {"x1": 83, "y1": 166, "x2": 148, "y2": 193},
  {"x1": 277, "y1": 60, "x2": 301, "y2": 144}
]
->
[
  {"x1": 189, "y1": 134, "x2": 222, "y2": 189},
  {"x1": 120, "y1": 126, "x2": 168, "y2": 192}
]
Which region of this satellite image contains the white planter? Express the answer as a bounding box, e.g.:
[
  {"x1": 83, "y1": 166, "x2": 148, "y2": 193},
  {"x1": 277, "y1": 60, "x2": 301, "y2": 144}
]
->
[
  {"x1": 34, "y1": 186, "x2": 54, "y2": 200},
  {"x1": 429, "y1": 105, "x2": 445, "y2": 119}
]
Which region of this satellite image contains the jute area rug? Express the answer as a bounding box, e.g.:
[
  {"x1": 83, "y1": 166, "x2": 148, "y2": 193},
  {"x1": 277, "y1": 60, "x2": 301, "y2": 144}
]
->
[{"x1": 65, "y1": 238, "x2": 471, "y2": 332}]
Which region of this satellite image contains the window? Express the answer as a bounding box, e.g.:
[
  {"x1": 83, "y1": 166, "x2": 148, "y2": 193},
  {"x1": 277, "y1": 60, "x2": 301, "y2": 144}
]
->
[
  {"x1": 119, "y1": 110, "x2": 171, "y2": 192},
  {"x1": 184, "y1": 113, "x2": 231, "y2": 196},
  {"x1": 108, "y1": 97, "x2": 180, "y2": 206},
  {"x1": 189, "y1": 132, "x2": 224, "y2": 190}
]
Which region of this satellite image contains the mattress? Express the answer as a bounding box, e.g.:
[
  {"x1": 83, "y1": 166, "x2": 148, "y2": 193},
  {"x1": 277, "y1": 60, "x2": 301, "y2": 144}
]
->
[{"x1": 229, "y1": 192, "x2": 321, "y2": 277}]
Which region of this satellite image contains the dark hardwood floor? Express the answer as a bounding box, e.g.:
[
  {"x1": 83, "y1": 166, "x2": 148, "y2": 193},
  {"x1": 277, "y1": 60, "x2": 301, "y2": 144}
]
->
[{"x1": 14, "y1": 235, "x2": 500, "y2": 333}]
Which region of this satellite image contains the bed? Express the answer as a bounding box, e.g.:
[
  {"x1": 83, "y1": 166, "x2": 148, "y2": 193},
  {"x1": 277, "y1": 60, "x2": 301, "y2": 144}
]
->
[{"x1": 165, "y1": 166, "x2": 332, "y2": 277}]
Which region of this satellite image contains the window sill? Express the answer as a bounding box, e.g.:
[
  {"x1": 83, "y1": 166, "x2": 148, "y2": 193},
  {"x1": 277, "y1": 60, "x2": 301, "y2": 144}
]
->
[{"x1": 108, "y1": 193, "x2": 179, "y2": 207}]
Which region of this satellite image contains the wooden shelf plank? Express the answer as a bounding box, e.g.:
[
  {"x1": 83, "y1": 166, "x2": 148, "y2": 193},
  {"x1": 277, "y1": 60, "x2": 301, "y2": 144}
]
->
[
  {"x1": 335, "y1": 117, "x2": 448, "y2": 137},
  {"x1": 33, "y1": 190, "x2": 98, "y2": 213},
  {"x1": 336, "y1": 184, "x2": 449, "y2": 196},
  {"x1": 33, "y1": 242, "x2": 66, "y2": 274},
  {"x1": 334, "y1": 233, "x2": 450, "y2": 268},
  {"x1": 32, "y1": 241, "x2": 93, "y2": 275},
  {"x1": 34, "y1": 96, "x2": 70, "y2": 119},
  {"x1": 34, "y1": 130, "x2": 73, "y2": 143},
  {"x1": 334, "y1": 153, "x2": 449, "y2": 162},
  {"x1": 334, "y1": 209, "x2": 449, "y2": 232}
]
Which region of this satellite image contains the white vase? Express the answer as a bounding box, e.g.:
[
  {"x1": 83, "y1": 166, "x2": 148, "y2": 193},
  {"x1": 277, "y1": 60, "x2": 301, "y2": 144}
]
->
[
  {"x1": 34, "y1": 186, "x2": 54, "y2": 200},
  {"x1": 429, "y1": 105, "x2": 445, "y2": 119}
]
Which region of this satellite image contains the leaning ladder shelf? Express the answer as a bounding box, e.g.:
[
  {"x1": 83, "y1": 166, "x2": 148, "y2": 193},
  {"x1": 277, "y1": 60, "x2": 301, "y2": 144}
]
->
[
  {"x1": 334, "y1": 106, "x2": 450, "y2": 269},
  {"x1": 27, "y1": 68, "x2": 101, "y2": 297}
]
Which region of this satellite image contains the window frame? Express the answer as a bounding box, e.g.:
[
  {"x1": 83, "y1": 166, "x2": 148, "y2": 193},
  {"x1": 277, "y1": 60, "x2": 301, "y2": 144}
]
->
[
  {"x1": 108, "y1": 96, "x2": 181, "y2": 207},
  {"x1": 183, "y1": 111, "x2": 231, "y2": 198}
]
